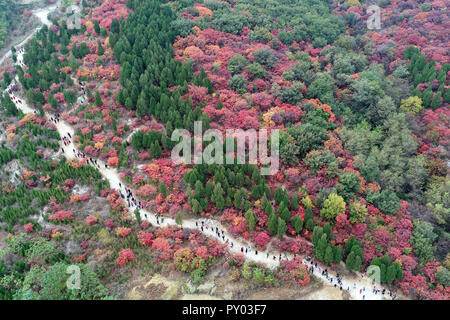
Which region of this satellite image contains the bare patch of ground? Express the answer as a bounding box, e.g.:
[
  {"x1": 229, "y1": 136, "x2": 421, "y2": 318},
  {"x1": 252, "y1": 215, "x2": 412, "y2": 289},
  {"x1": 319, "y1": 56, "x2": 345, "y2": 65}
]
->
[
  {"x1": 125, "y1": 273, "x2": 183, "y2": 300},
  {"x1": 300, "y1": 285, "x2": 346, "y2": 300}
]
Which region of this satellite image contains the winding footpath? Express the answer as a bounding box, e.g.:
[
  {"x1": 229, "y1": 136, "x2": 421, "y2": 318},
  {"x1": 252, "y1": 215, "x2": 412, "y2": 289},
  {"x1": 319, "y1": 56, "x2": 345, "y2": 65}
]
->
[{"x1": 0, "y1": 7, "x2": 397, "y2": 301}]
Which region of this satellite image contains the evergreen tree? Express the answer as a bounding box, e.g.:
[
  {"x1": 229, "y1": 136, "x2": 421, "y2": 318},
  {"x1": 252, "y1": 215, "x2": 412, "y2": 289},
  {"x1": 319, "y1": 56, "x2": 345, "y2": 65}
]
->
[
  {"x1": 215, "y1": 192, "x2": 225, "y2": 210},
  {"x1": 277, "y1": 218, "x2": 287, "y2": 238},
  {"x1": 346, "y1": 251, "x2": 356, "y2": 270},
  {"x1": 431, "y1": 91, "x2": 442, "y2": 110},
  {"x1": 94, "y1": 20, "x2": 100, "y2": 34},
  {"x1": 394, "y1": 262, "x2": 403, "y2": 281},
  {"x1": 323, "y1": 222, "x2": 332, "y2": 240},
  {"x1": 346, "y1": 243, "x2": 363, "y2": 271},
  {"x1": 97, "y1": 40, "x2": 104, "y2": 56},
  {"x1": 264, "y1": 203, "x2": 273, "y2": 216},
  {"x1": 385, "y1": 265, "x2": 396, "y2": 284},
  {"x1": 316, "y1": 234, "x2": 328, "y2": 261},
  {"x1": 233, "y1": 189, "x2": 243, "y2": 210},
  {"x1": 443, "y1": 89, "x2": 450, "y2": 104},
  {"x1": 244, "y1": 209, "x2": 257, "y2": 231},
  {"x1": 311, "y1": 226, "x2": 324, "y2": 247},
  {"x1": 150, "y1": 141, "x2": 162, "y2": 159},
  {"x1": 290, "y1": 193, "x2": 299, "y2": 210},
  {"x1": 205, "y1": 181, "x2": 213, "y2": 198},
  {"x1": 2, "y1": 72, "x2": 11, "y2": 86},
  {"x1": 279, "y1": 204, "x2": 291, "y2": 223},
  {"x1": 134, "y1": 209, "x2": 141, "y2": 225},
  {"x1": 324, "y1": 245, "x2": 334, "y2": 266},
  {"x1": 261, "y1": 193, "x2": 269, "y2": 209},
  {"x1": 422, "y1": 86, "x2": 433, "y2": 108},
  {"x1": 345, "y1": 236, "x2": 358, "y2": 254},
  {"x1": 268, "y1": 213, "x2": 278, "y2": 235},
  {"x1": 334, "y1": 246, "x2": 343, "y2": 263},
  {"x1": 158, "y1": 182, "x2": 167, "y2": 197},
  {"x1": 292, "y1": 215, "x2": 303, "y2": 234},
  {"x1": 304, "y1": 206, "x2": 313, "y2": 221},
  {"x1": 305, "y1": 218, "x2": 315, "y2": 230},
  {"x1": 191, "y1": 198, "x2": 201, "y2": 215},
  {"x1": 94, "y1": 90, "x2": 103, "y2": 107},
  {"x1": 274, "y1": 186, "x2": 286, "y2": 204},
  {"x1": 194, "y1": 180, "x2": 204, "y2": 198}
]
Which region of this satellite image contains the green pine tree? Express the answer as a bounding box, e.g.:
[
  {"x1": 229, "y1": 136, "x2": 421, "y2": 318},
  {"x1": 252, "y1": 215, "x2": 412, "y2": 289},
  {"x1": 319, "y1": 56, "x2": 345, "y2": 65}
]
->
[
  {"x1": 97, "y1": 40, "x2": 104, "y2": 56},
  {"x1": 293, "y1": 215, "x2": 303, "y2": 234},
  {"x1": 290, "y1": 193, "x2": 299, "y2": 210},
  {"x1": 244, "y1": 209, "x2": 257, "y2": 231},
  {"x1": 324, "y1": 245, "x2": 334, "y2": 266},
  {"x1": 431, "y1": 91, "x2": 442, "y2": 110},
  {"x1": 316, "y1": 234, "x2": 328, "y2": 261},
  {"x1": 268, "y1": 213, "x2": 278, "y2": 235},
  {"x1": 277, "y1": 218, "x2": 287, "y2": 238},
  {"x1": 305, "y1": 218, "x2": 315, "y2": 230},
  {"x1": 94, "y1": 90, "x2": 103, "y2": 107},
  {"x1": 334, "y1": 246, "x2": 343, "y2": 263}
]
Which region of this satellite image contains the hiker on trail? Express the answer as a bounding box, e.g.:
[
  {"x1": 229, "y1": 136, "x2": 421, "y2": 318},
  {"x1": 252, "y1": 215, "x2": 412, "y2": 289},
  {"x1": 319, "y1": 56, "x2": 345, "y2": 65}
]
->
[{"x1": 61, "y1": 148, "x2": 64, "y2": 153}]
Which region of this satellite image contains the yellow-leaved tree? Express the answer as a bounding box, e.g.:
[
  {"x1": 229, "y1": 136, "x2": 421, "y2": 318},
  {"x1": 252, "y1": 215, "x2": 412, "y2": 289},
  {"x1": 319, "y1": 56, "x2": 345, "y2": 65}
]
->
[{"x1": 400, "y1": 96, "x2": 423, "y2": 114}]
